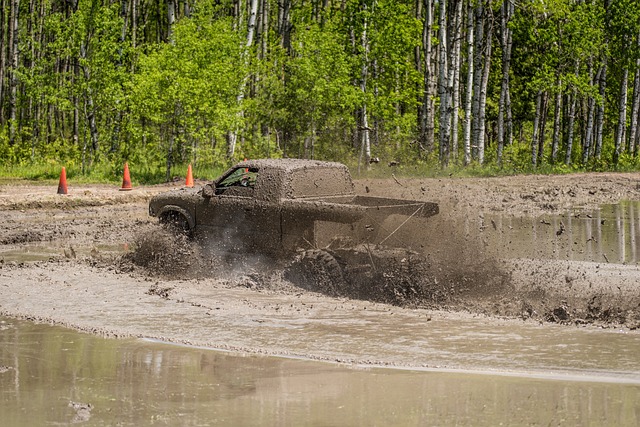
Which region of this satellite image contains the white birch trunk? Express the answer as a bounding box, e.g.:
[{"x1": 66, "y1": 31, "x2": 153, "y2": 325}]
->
[
  {"x1": 8, "y1": 0, "x2": 19, "y2": 145},
  {"x1": 0, "y1": 0, "x2": 6, "y2": 121},
  {"x1": 167, "y1": 0, "x2": 176, "y2": 41},
  {"x1": 595, "y1": 62, "x2": 607, "y2": 159},
  {"x1": 450, "y1": 0, "x2": 463, "y2": 162},
  {"x1": 614, "y1": 67, "x2": 629, "y2": 163},
  {"x1": 463, "y1": 0, "x2": 473, "y2": 165},
  {"x1": 477, "y1": 11, "x2": 492, "y2": 165},
  {"x1": 551, "y1": 81, "x2": 561, "y2": 164},
  {"x1": 437, "y1": 0, "x2": 449, "y2": 166},
  {"x1": 496, "y1": 0, "x2": 513, "y2": 166},
  {"x1": 420, "y1": 0, "x2": 435, "y2": 154},
  {"x1": 359, "y1": 3, "x2": 371, "y2": 170},
  {"x1": 471, "y1": 2, "x2": 484, "y2": 161},
  {"x1": 565, "y1": 87, "x2": 577, "y2": 165},
  {"x1": 227, "y1": 0, "x2": 259, "y2": 159},
  {"x1": 630, "y1": 68, "x2": 640, "y2": 155},
  {"x1": 79, "y1": 42, "x2": 99, "y2": 160},
  {"x1": 583, "y1": 60, "x2": 596, "y2": 164},
  {"x1": 532, "y1": 91, "x2": 542, "y2": 167}
]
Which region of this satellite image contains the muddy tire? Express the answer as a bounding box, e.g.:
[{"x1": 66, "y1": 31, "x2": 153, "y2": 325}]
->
[
  {"x1": 159, "y1": 211, "x2": 192, "y2": 236},
  {"x1": 284, "y1": 249, "x2": 345, "y2": 296}
]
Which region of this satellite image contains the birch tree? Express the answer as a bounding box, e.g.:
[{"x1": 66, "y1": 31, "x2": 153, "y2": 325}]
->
[
  {"x1": 437, "y1": 0, "x2": 449, "y2": 166},
  {"x1": 496, "y1": 0, "x2": 513, "y2": 166},
  {"x1": 450, "y1": 0, "x2": 463, "y2": 162},
  {"x1": 0, "y1": 0, "x2": 6, "y2": 124},
  {"x1": 227, "y1": 0, "x2": 259, "y2": 159},
  {"x1": 359, "y1": 2, "x2": 372, "y2": 169},
  {"x1": 462, "y1": 0, "x2": 473, "y2": 165},
  {"x1": 8, "y1": 0, "x2": 19, "y2": 145},
  {"x1": 418, "y1": 0, "x2": 435, "y2": 155},
  {"x1": 628, "y1": 32, "x2": 640, "y2": 155}
]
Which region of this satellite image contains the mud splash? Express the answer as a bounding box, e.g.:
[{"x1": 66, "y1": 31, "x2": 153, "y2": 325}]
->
[
  {"x1": 125, "y1": 201, "x2": 640, "y2": 329},
  {"x1": 126, "y1": 219, "x2": 513, "y2": 322}
]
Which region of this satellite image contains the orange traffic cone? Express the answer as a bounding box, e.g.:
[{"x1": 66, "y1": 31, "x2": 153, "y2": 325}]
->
[
  {"x1": 120, "y1": 162, "x2": 133, "y2": 191},
  {"x1": 57, "y1": 167, "x2": 68, "y2": 195},
  {"x1": 185, "y1": 164, "x2": 194, "y2": 188}
]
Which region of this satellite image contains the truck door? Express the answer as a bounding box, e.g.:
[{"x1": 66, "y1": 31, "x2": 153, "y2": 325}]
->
[{"x1": 196, "y1": 167, "x2": 258, "y2": 251}]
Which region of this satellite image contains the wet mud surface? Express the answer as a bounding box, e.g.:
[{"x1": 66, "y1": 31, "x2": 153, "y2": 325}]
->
[{"x1": 1, "y1": 173, "x2": 640, "y2": 368}]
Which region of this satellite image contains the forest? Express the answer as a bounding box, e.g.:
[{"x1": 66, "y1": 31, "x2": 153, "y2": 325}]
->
[{"x1": 0, "y1": 0, "x2": 639, "y2": 181}]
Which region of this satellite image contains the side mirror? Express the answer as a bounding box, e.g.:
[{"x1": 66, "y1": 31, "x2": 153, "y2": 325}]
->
[{"x1": 202, "y1": 183, "x2": 215, "y2": 198}]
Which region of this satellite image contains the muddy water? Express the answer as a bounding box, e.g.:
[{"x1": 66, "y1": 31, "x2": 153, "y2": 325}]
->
[
  {"x1": 0, "y1": 243, "x2": 128, "y2": 262},
  {"x1": 3, "y1": 201, "x2": 640, "y2": 425},
  {"x1": 1, "y1": 316, "x2": 639, "y2": 427},
  {"x1": 478, "y1": 201, "x2": 640, "y2": 264}
]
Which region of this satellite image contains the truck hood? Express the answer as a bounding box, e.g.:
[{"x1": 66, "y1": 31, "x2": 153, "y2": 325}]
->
[{"x1": 148, "y1": 187, "x2": 202, "y2": 217}]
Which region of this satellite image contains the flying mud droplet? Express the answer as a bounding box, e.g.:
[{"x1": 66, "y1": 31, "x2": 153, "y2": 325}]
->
[{"x1": 124, "y1": 226, "x2": 205, "y2": 277}]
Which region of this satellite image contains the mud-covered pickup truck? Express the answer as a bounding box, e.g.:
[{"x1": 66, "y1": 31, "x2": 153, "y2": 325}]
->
[{"x1": 149, "y1": 159, "x2": 438, "y2": 254}]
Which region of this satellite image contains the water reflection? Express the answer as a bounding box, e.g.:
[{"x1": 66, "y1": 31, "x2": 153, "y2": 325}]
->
[
  {"x1": 1, "y1": 317, "x2": 639, "y2": 426},
  {"x1": 473, "y1": 201, "x2": 640, "y2": 264}
]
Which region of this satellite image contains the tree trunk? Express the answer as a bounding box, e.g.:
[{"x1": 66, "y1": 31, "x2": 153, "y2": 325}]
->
[
  {"x1": 537, "y1": 91, "x2": 549, "y2": 165},
  {"x1": 565, "y1": 87, "x2": 577, "y2": 165},
  {"x1": 80, "y1": 42, "x2": 99, "y2": 161},
  {"x1": 450, "y1": 0, "x2": 463, "y2": 162},
  {"x1": 532, "y1": 90, "x2": 542, "y2": 167},
  {"x1": 462, "y1": 0, "x2": 473, "y2": 165},
  {"x1": 629, "y1": 57, "x2": 640, "y2": 155},
  {"x1": 471, "y1": 1, "x2": 484, "y2": 161},
  {"x1": 583, "y1": 60, "x2": 596, "y2": 164},
  {"x1": 132, "y1": 0, "x2": 137, "y2": 54},
  {"x1": 614, "y1": 67, "x2": 629, "y2": 164},
  {"x1": 359, "y1": 2, "x2": 371, "y2": 171},
  {"x1": 437, "y1": 0, "x2": 449, "y2": 166},
  {"x1": 595, "y1": 62, "x2": 607, "y2": 159},
  {"x1": 0, "y1": 0, "x2": 6, "y2": 123},
  {"x1": 477, "y1": 6, "x2": 492, "y2": 165},
  {"x1": 73, "y1": 57, "x2": 79, "y2": 150},
  {"x1": 167, "y1": 0, "x2": 175, "y2": 41},
  {"x1": 419, "y1": 0, "x2": 435, "y2": 155},
  {"x1": 260, "y1": 0, "x2": 269, "y2": 59},
  {"x1": 8, "y1": 0, "x2": 19, "y2": 145},
  {"x1": 551, "y1": 80, "x2": 562, "y2": 164},
  {"x1": 227, "y1": 0, "x2": 259, "y2": 159},
  {"x1": 496, "y1": 0, "x2": 513, "y2": 166},
  {"x1": 279, "y1": 0, "x2": 292, "y2": 53}
]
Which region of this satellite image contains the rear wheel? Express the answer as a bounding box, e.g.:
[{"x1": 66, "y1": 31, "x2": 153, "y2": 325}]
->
[{"x1": 284, "y1": 249, "x2": 345, "y2": 296}]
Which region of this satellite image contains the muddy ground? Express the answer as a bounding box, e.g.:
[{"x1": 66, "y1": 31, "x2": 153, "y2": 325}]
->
[{"x1": 0, "y1": 171, "x2": 640, "y2": 363}]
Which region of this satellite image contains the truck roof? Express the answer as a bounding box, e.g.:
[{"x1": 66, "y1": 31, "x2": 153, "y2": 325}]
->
[{"x1": 235, "y1": 158, "x2": 349, "y2": 172}]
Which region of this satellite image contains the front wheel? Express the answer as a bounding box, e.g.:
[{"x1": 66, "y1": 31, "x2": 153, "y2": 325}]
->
[{"x1": 159, "y1": 211, "x2": 192, "y2": 236}]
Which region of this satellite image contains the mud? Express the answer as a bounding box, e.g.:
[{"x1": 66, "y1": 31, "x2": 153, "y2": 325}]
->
[
  {"x1": 0, "y1": 172, "x2": 640, "y2": 366},
  {"x1": 3, "y1": 317, "x2": 639, "y2": 427}
]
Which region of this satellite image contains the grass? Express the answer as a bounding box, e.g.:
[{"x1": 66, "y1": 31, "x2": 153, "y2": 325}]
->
[
  {"x1": 2, "y1": 152, "x2": 639, "y2": 186},
  {"x1": 0, "y1": 163, "x2": 227, "y2": 186}
]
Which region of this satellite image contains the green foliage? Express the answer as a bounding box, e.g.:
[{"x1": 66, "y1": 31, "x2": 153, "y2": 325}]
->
[
  {"x1": 131, "y1": 15, "x2": 244, "y2": 169},
  {"x1": 2, "y1": 0, "x2": 640, "y2": 184}
]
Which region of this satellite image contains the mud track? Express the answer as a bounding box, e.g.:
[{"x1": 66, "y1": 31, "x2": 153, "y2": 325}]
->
[{"x1": 1, "y1": 173, "x2": 639, "y2": 364}]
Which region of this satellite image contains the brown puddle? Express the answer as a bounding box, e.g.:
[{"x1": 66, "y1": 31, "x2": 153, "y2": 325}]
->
[
  {"x1": 2, "y1": 201, "x2": 639, "y2": 265},
  {"x1": 478, "y1": 201, "x2": 640, "y2": 264},
  {"x1": 0, "y1": 242, "x2": 128, "y2": 262},
  {"x1": 1, "y1": 316, "x2": 639, "y2": 426},
  {"x1": 2, "y1": 201, "x2": 640, "y2": 425}
]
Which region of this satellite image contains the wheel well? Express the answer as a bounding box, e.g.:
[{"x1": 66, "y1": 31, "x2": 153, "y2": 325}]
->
[{"x1": 159, "y1": 210, "x2": 192, "y2": 232}]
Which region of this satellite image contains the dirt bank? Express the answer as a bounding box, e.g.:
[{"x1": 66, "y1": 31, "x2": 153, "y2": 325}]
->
[{"x1": 0, "y1": 172, "x2": 639, "y2": 365}]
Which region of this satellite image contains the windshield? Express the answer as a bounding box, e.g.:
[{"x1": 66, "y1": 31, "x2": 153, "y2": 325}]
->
[{"x1": 215, "y1": 167, "x2": 259, "y2": 196}]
